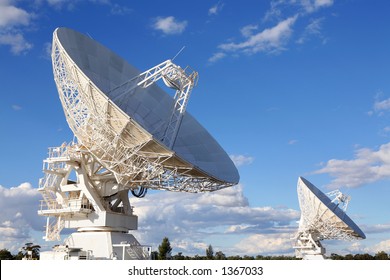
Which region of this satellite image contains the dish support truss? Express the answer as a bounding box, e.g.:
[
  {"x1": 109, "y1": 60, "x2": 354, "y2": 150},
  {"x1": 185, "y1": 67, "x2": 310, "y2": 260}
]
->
[
  {"x1": 294, "y1": 188, "x2": 356, "y2": 260},
  {"x1": 37, "y1": 143, "x2": 151, "y2": 260},
  {"x1": 108, "y1": 59, "x2": 199, "y2": 150},
  {"x1": 38, "y1": 143, "x2": 134, "y2": 240},
  {"x1": 51, "y1": 32, "x2": 233, "y2": 193}
]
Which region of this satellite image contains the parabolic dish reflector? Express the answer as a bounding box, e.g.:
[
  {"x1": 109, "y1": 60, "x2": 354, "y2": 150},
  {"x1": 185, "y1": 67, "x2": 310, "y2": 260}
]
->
[
  {"x1": 297, "y1": 177, "x2": 365, "y2": 240},
  {"x1": 51, "y1": 27, "x2": 239, "y2": 192}
]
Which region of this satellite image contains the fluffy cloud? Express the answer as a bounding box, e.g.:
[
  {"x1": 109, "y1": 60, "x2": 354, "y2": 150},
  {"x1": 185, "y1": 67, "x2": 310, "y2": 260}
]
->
[
  {"x1": 0, "y1": 0, "x2": 33, "y2": 54},
  {"x1": 131, "y1": 184, "x2": 299, "y2": 255},
  {"x1": 297, "y1": 17, "x2": 326, "y2": 44},
  {"x1": 152, "y1": 16, "x2": 187, "y2": 35},
  {"x1": 373, "y1": 98, "x2": 390, "y2": 113},
  {"x1": 0, "y1": 183, "x2": 44, "y2": 252},
  {"x1": 370, "y1": 239, "x2": 390, "y2": 253},
  {"x1": 0, "y1": 181, "x2": 299, "y2": 256},
  {"x1": 208, "y1": 2, "x2": 224, "y2": 16},
  {"x1": 110, "y1": 3, "x2": 132, "y2": 15},
  {"x1": 208, "y1": 0, "x2": 334, "y2": 63},
  {"x1": 314, "y1": 95, "x2": 390, "y2": 189},
  {"x1": 301, "y1": 0, "x2": 334, "y2": 13},
  {"x1": 208, "y1": 52, "x2": 226, "y2": 64},
  {"x1": 361, "y1": 223, "x2": 390, "y2": 234},
  {"x1": 0, "y1": 32, "x2": 32, "y2": 54},
  {"x1": 264, "y1": 0, "x2": 334, "y2": 22},
  {"x1": 219, "y1": 15, "x2": 298, "y2": 55},
  {"x1": 0, "y1": 0, "x2": 31, "y2": 28},
  {"x1": 230, "y1": 155, "x2": 254, "y2": 167},
  {"x1": 240, "y1": 24, "x2": 259, "y2": 38},
  {"x1": 330, "y1": 238, "x2": 390, "y2": 256},
  {"x1": 314, "y1": 142, "x2": 390, "y2": 189},
  {"x1": 234, "y1": 233, "x2": 294, "y2": 255}
]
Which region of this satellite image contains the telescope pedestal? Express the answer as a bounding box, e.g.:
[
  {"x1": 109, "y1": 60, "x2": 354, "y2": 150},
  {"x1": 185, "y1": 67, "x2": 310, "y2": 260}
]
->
[
  {"x1": 38, "y1": 144, "x2": 150, "y2": 260},
  {"x1": 294, "y1": 232, "x2": 326, "y2": 260},
  {"x1": 40, "y1": 229, "x2": 150, "y2": 260}
]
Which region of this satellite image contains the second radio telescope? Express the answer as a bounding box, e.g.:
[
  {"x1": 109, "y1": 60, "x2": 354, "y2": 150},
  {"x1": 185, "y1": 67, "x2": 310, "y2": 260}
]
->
[{"x1": 294, "y1": 177, "x2": 365, "y2": 260}]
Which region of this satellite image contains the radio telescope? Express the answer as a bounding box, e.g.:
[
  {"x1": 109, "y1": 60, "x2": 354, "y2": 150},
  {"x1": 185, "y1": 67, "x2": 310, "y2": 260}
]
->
[
  {"x1": 294, "y1": 177, "x2": 365, "y2": 260},
  {"x1": 38, "y1": 27, "x2": 239, "y2": 260}
]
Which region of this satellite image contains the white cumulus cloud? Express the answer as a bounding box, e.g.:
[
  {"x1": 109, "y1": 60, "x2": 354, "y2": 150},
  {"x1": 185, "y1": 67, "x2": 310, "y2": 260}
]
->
[
  {"x1": 370, "y1": 239, "x2": 390, "y2": 253},
  {"x1": 332, "y1": 238, "x2": 390, "y2": 256},
  {"x1": 301, "y1": 0, "x2": 334, "y2": 13},
  {"x1": 240, "y1": 24, "x2": 259, "y2": 38},
  {"x1": 0, "y1": 0, "x2": 33, "y2": 54},
  {"x1": 208, "y1": 2, "x2": 224, "y2": 16},
  {"x1": 131, "y1": 184, "x2": 299, "y2": 255},
  {"x1": 0, "y1": 183, "x2": 44, "y2": 252},
  {"x1": 152, "y1": 16, "x2": 188, "y2": 35},
  {"x1": 234, "y1": 233, "x2": 294, "y2": 255},
  {"x1": 314, "y1": 142, "x2": 390, "y2": 188},
  {"x1": 0, "y1": 32, "x2": 33, "y2": 54},
  {"x1": 374, "y1": 98, "x2": 390, "y2": 113},
  {"x1": 264, "y1": 0, "x2": 334, "y2": 22},
  {"x1": 362, "y1": 223, "x2": 390, "y2": 234},
  {"x1": 230, "y1": 155, "x2": 254, "y2": 167},
  {"x1": 219, "y1": 15, "x2": 298, "y2": 55},
  {"x1": 297, "y1": 17, "x2": 326, "y2": 44},
  {"x1": 209, "y1": 0, "x2": 335, "y2": 64},
  {"x1": 208, "y1": 52, "x2": 226, "y2": 64},
  {"x1": 0, "y1": 0, "x2": 31, "y2": 28}
]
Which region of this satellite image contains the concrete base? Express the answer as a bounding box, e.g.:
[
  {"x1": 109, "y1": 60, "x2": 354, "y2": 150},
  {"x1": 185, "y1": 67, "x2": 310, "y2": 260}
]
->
[{"x1": 40, "y1": 230, "x2": 150, "y2": 260}]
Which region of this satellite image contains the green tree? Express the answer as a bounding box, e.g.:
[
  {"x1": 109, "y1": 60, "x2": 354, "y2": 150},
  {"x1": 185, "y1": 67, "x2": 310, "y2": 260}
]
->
[
  {"x1": 206, "y1": 244, "x2": 214, "y2": 259},
  {"x1": 13, "y1": 251, "x2": 25, "y2": 260},
  {"x1": 353, "y1": 253, "x2": 374, "y2": 260},
  {"x1": 227, "y1": 255, "x2": 242, "y2": 260},
  {"x1": 375, "y1": 251, "x2": 389, "y2": 260},
  {"x1": 173, "y1": 252, "x2": 185, "y2": 260},
  {"x1": 215, "y1": 251, "x2": 226, "y2": 260},
  {"x1": 158, "y1": 237, "x2": 172, "y2": 260},
  {"x1": 0, "y1": 249, "x2": 14, "y2": 260},
  {"x1": 150, "y1": 251, "x2": 158, "y2": 260},
  {"x1": 330, "y1": 253, "x2": 344, "y2": 260},
  {"x1": 192, "y1": 254, "x2": 204, "y2": 260}
]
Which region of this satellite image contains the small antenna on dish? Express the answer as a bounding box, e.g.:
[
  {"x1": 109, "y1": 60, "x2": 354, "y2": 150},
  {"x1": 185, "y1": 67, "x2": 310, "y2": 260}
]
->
[{"x1": 172, "y1": 46, "x2": 185, "y2": 61}]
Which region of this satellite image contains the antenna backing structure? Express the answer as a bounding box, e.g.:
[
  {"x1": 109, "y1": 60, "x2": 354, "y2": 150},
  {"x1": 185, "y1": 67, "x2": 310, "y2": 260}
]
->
[{"x1": 38, "y1": 28, "x2": 239, "y2": 260}]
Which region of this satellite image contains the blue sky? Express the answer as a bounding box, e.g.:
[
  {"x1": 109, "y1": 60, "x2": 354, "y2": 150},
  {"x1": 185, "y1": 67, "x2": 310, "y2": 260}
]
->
[{"x1": 1, "y1": 0, "x2": 390, "y2": 257}]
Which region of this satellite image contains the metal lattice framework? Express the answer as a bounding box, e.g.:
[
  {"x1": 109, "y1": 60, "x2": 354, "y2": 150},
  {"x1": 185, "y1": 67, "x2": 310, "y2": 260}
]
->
[
  {"x1": 294, "y1": 177, "x2": 365, "y2": 260},
  {"x1": 52, "y1": 31, "x2": 233, "y2": 193},
  {"x1": 108, "y1": 59, "x2": 199, "y2": 149},
  {"x1": 38, "y1": 143, "x2": 137, "y2": 241},
  {"x1": 297, "y1": 185, "x2": 357, "y2": 241}
]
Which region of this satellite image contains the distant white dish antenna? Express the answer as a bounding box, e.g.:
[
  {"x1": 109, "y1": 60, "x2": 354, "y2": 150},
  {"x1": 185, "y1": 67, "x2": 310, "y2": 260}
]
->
[
  {"x1": 38, "y1": 27, "x2": 238, "y2": 260},
  {"x1": 293, "y1": 177, "x2": 365, "y2": 260}
]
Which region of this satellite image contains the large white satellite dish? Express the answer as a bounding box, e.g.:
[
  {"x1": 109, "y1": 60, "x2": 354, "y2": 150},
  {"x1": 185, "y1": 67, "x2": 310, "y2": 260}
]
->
[
  {"x1": 294, "y1": 177, "x2": 365, "y2": 260},
  {"x1": 38, "y1": 27, "x2": 239, "y2": 260}
]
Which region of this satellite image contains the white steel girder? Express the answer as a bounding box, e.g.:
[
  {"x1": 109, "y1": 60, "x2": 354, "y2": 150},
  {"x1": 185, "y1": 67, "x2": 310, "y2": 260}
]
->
[{"x1": 38, "y1": 143, "x2": 137, "y2": 241}]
